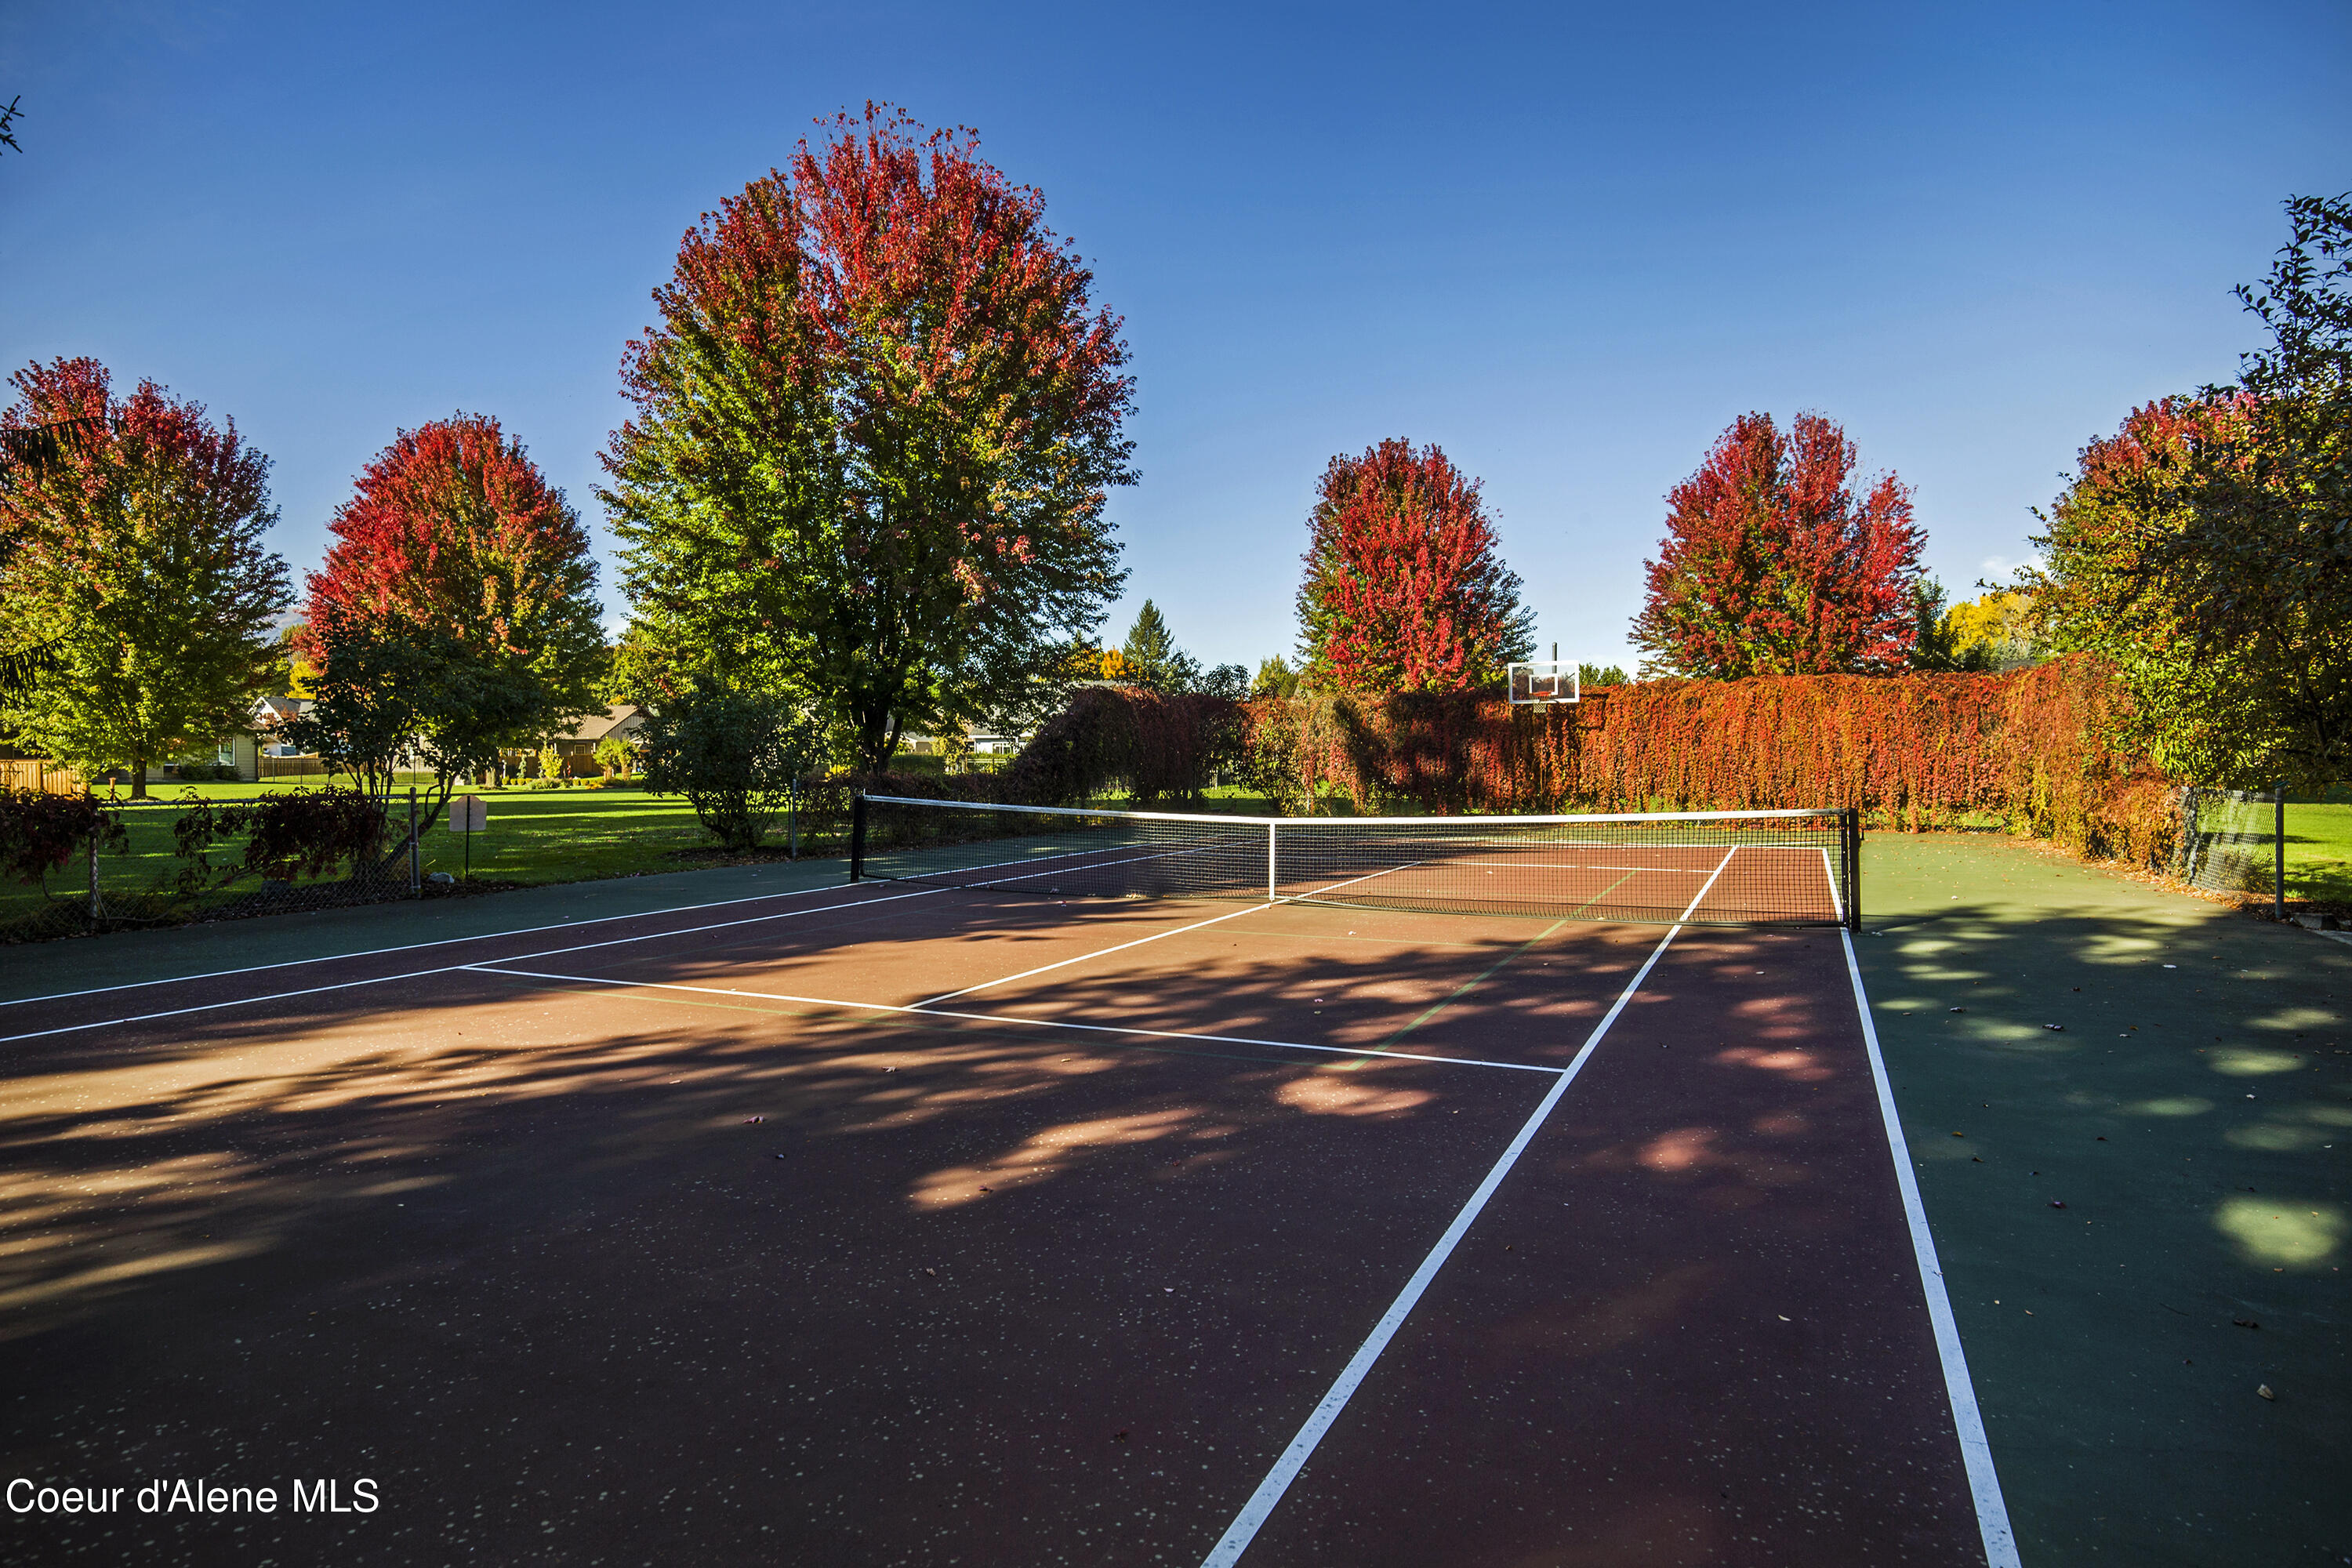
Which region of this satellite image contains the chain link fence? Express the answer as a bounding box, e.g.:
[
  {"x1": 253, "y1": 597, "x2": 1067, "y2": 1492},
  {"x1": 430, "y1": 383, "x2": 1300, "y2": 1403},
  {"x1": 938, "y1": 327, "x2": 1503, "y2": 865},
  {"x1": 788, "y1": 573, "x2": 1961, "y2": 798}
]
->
[
  {"x1": 0, "y1": 791, "x2": 429, "y2": 945},
  {"x1": 2172, "y1": 785, "x2": 2285, "y2": 903}
]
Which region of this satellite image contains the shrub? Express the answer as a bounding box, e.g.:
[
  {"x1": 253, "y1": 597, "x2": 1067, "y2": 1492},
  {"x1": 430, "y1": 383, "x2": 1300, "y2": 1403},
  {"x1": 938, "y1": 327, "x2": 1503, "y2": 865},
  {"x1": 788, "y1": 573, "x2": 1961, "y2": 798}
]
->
[
  {"x1": 172, "y1": 786, "x2": 390, "y2": 887},
  {"x1": 0, "y1": 790, "x2": 127, "y2": 887},
  {"x1": 1005, "y1": 687, "x2": 1241, "y2": 805},
  {"x1": 640, "y1": 678, "x2": 822, "y2": 851}
]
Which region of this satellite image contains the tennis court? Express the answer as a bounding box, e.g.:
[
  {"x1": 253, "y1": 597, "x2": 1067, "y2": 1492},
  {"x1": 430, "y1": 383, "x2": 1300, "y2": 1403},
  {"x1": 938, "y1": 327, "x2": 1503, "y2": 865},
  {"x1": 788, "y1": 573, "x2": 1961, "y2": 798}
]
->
[{"x1": 1, "y1": 804, "x2": 2010, "y2": 1566}]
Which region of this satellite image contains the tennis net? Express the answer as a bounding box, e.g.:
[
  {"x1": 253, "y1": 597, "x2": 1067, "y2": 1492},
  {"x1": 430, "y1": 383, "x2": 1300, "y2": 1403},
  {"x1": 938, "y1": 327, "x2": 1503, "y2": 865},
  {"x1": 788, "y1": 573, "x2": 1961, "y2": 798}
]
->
[{"x1": 851, "y1": 795, "x2": 1859, "y2": 927}]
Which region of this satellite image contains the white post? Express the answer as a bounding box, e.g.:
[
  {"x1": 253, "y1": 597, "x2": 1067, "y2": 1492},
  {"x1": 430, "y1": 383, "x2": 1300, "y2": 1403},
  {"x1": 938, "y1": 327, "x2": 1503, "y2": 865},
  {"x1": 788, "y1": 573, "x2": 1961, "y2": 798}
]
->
[{"x1": 1267, "y1": 821, "x2": 1279, "y2": 902}]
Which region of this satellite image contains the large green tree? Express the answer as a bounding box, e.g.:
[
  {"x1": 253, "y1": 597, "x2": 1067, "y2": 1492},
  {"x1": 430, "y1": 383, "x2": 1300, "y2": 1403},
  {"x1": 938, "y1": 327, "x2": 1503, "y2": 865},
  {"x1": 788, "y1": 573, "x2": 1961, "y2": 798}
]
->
[
  {"x1": 601, "y1": 105, "x2": 1134, "y2": 770},
  {"x1": 0, "y1": 358, "x2": 289, "y2": 796},
  {"x1": 2029, "y1": 193, "x2": 2352, "y2": 788}
]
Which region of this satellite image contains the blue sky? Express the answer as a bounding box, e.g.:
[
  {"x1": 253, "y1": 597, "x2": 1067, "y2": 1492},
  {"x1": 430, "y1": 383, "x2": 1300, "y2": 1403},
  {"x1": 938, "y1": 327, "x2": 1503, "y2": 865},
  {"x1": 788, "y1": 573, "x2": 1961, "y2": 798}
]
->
[{"x1": 2, "y1": 2, "x2": 2346, "y2": 675}]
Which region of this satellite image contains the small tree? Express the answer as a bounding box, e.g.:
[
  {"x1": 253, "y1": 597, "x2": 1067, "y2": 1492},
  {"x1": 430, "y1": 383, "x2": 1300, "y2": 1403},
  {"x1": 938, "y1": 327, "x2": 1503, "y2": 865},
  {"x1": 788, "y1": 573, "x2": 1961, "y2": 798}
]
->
[
  {"x1": 1119, "y1": 600, "x2": 1202, "y2": 691},
  {"x1": 640, "y1": 678, "x2": 823, "y2": 851},
  {"x1": 1632, "y1": 412, "x2": 1923, "y2": 678},
  {"x1": 1577, "y1": 662, "x2": 1631, "y2": 688},
  {"x1": 0, "y1": 358, "x2": 291, "y2": 796},
  {"x1": 1298, "y1": 439, "x2": 1534, "y2": 693},
  {"x1": 593, "y1": 734, "x2": 635, "y2": 779},
  {"x1": 1252, "y1": 656, "x2": 1301, "y2": 699},
  {"x1": 297, "y1": 416, "x2": 604, "y2": 829}
]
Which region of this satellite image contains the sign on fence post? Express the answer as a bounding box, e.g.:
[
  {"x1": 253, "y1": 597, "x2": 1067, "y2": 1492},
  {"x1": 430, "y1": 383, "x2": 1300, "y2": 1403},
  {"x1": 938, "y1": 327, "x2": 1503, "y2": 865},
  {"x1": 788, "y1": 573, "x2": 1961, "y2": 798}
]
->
[{"x1": 454, "y1": 793, "x2": 488, "y2": 879}]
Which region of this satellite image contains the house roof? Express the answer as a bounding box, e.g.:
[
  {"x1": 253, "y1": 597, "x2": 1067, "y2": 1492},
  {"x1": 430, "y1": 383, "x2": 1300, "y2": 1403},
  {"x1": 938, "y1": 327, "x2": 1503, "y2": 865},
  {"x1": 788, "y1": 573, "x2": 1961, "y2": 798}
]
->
[{"x1": 560, "y1": 704, "x2": 644, "y2": 743}]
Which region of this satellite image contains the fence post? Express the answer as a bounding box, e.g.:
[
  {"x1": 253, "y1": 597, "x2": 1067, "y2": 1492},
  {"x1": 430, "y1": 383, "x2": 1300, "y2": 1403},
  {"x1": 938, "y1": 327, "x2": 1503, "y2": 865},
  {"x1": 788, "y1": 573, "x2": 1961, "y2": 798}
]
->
[
  {"x1": 848, "y1": 793, "x2": 867, "y2": 882},
  {"x1": 408, "y1": 786, "x2": 420, "y2": 895},
  {"x1": 787, "y1": 782, "x2": 800, "y2": 861},
  {"x1": 2275, "y1": 782, "x2": 2286, "y2": 924},
  {"x1": 86, "y1": 822, "x2": 100, "y2": 927}
]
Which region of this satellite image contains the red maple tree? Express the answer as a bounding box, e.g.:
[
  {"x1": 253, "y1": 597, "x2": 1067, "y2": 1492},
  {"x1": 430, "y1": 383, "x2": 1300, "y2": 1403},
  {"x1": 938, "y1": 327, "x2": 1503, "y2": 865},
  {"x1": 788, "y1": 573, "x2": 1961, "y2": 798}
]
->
[
  {"x1": 1297, "y1": 439, "x2": 1534, "y2": 693},
  {"x1": 1632, "y1": 412, "x2": 1923, "y2": 677},
  {"x1": 602, "y1": 103, "x2": 1134, "y2": 766},
  {"x1": 302, "y1": 413, "x2": 604, "y2": 698}
]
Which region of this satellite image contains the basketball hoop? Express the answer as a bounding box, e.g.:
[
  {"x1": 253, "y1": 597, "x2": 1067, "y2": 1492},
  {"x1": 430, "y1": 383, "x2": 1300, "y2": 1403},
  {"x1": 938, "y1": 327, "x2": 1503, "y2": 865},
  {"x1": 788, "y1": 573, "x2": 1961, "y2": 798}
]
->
[{"x1": 1507, "y1": 661, "x2": 1580, "y2": 706}]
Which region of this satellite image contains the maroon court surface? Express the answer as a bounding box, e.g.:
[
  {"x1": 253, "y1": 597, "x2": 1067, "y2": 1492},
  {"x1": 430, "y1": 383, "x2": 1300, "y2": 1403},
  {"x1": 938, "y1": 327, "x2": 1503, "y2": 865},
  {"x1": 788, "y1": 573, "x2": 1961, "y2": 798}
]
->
[{"x1": 1, "y1": 880, "x2": 1993, "y2": 1566}]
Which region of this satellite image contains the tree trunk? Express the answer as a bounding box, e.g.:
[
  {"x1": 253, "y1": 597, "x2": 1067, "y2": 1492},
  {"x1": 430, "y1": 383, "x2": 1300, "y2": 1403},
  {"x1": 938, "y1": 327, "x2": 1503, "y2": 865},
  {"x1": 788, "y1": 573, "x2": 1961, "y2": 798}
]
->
[{"x1": 129, "y1": 753, "x2": 147, "y2": 800}]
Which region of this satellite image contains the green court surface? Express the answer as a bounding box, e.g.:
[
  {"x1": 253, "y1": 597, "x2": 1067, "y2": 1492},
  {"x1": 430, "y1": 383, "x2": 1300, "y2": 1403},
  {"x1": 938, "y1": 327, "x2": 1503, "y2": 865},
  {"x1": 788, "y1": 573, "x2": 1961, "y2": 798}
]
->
[{"x1": 1857, "y1": 833, "x2": 2348, "y2": 1566}]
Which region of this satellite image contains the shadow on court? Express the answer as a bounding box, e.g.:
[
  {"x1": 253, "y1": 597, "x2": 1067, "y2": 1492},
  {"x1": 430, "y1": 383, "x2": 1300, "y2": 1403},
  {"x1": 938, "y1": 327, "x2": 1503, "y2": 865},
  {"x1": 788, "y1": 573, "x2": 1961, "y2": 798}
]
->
[{"x1": 0, "y1": 890, "x2": 1979, "y2": 1565}]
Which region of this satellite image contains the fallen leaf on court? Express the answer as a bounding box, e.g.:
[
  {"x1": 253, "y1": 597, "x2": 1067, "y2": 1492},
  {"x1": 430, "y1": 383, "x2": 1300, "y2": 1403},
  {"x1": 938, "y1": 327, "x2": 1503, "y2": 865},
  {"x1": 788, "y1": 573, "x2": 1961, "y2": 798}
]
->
[
  {"x1": 1113, "y1": 1430, "x2": 1130, "y2": 1441},
  {"x1": 2049, "y1": 1200, "x2": 2067, "y2": 1209},
  {"x1": 2044, "y1": 1024, "x2": 2064, "y2": 1032},
  {"x1": 1972, "y1": 1156, "x2": 1984, "y2": 1163},
  {"x1": 744, "y1": 1116, "x2": 764, "y2": 1123},
  {"x1": 774, "y1": 1153, "x2": 787, "y2": 1161},
  {"x1": 2096, "y1": 1135, "x2": 2106, "y2": 1142},
  {"x1": 2233, "y1": 1318, "x2": 2259, "y2": 1329},
  {"x1": 1950, "y1": 1007, "x2": 1965, "y2": 1013},
  {"x1": 925, "y1": 1268, "x2": 936, "y2": 1276},
  {"x1": 1951, "y1": 1131, "x2": 1966, "y2": 1138},
  {"x1": 2257, "y1": 1385, "x2": 2275, "y2": 1400}
]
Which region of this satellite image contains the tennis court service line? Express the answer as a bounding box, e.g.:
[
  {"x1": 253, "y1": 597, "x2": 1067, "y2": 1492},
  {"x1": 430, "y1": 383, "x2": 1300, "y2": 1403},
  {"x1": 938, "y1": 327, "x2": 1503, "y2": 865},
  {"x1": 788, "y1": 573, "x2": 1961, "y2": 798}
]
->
[
  {"x1": 1840, "y1": 930, "x2": 2018, "y2": 1568},
  {"x1": 1196, "y1": 847, "x2": 1737, "y2": 1566},
  {"x1": 0, "y1": 873, "x2": 900, "y2": 1010},
  {"x1": 0, "y1": 886, "x2": 948, "y2": 1047},
  {"x1": 907, "y1": 902, "x2": 1275, "y2": 1008},
  {"x1": 459, "y1": 964, "x2": 1563, "y2": 1075}
]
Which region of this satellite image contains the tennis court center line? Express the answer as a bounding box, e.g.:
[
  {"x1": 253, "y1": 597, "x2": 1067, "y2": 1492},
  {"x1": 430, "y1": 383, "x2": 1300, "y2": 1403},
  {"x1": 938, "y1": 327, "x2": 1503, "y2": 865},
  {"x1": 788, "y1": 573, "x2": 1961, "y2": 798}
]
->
[
  {"x1": 907, "y1": 902, "x2": 1276, "y2": 1008},
  {"x1": 0, "y1": 874, "x2": 902, "y2": 1010},
  {"x1": 0, "y1": 886, "x2": 947, "y2": 1047},
  {"x1": 1840, "y1": 929, "x2": 2019, "y2": 1568},
  {"x1": 459, "y1": 964, "x2": 1563, "y2": 1074},
  {"x1": 1332, "y1": 917, "x2": 1574, "y2": 1073},
  {"x1": 1196, "y1": 846, "x2": 1740, "y2": 1565}
]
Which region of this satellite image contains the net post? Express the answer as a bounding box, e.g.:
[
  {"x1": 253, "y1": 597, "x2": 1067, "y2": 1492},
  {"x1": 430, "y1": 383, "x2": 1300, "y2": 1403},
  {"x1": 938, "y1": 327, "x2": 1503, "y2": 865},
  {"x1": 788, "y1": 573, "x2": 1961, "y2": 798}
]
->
[
  {"x1": 849, "y1": 793, "x2": 868, "y2": 882},
  {"x1": 1266, "y1": 820, "x2": 1278, "y2": 902},
  {"x1": 2274, "y1": 782, "x2": 2286, "y2": 924},
  {"x1": 1846, "y1": 808, "x2": 1861, "y2": 931}
]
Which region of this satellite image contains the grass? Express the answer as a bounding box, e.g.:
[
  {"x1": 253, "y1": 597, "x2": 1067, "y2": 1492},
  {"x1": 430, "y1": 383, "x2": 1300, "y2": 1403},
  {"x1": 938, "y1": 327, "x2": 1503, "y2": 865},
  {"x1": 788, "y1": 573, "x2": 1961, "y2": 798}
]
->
[
  {"x1": 0, "y1": 780, "x2": 836, "y2": 933},
  {"x1": 2285, "y1": 800, "x2": 2352, "y2": 906}
]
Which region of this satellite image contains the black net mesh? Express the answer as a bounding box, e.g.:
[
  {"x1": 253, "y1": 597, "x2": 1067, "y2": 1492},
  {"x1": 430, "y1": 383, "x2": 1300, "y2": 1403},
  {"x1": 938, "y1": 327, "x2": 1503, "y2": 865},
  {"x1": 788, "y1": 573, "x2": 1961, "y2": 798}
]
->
[{"x1": 855, "y1": 796, "x2": 1857, "y2": 927}]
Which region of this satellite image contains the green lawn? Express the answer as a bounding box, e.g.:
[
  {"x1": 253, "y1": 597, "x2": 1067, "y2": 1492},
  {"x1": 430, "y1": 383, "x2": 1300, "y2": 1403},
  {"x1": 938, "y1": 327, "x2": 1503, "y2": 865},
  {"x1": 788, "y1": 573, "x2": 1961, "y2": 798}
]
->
[
  {"x1": 2285, "y1": 800, "x2": 2352, "y2": 906},
  {"x1": 0, "y1": 781, "x2": 843, "y2": 938}
]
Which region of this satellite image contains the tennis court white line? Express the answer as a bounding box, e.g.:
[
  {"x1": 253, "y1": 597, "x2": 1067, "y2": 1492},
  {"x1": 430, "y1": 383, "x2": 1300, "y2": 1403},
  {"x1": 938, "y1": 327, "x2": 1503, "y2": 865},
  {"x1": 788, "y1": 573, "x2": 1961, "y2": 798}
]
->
[
  {"x1": 1196, "y1": 848, "x2": 1736, "y2": 1566},
  {"x1": 0, "y1": 873, "x2": 883, "y2": 1009},
  {"x1": 1198, "y1": 845, "x2": 1738, "y2": 1564},
  {"x1": 0, "y1": 887, "x2": 946, "y2": 1047},
  {"x1": 1840, "y1": 930, "x2": 2017, "y2": 1567},
  {"x1": 909, "y1": 902, "x2": 1276, "y2": 1008},
  {"x1": 460, "y1": 964, "x2": 1563, "y2": 1075}
]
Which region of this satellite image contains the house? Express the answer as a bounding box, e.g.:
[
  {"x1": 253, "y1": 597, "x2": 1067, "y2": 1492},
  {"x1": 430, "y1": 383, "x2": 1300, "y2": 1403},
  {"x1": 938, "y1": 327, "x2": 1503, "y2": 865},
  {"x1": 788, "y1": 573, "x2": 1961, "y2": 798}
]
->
[{"x1": 552, "y1": 704, "x2": 647, "y2": 774}]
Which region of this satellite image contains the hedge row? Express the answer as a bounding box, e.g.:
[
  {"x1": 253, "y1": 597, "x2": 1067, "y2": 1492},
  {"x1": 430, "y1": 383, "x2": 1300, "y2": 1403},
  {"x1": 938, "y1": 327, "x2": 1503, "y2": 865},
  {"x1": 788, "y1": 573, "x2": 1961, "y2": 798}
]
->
[
  {"x1": 837, "y1": 659, "x2": 2179, "y2": 867},
  {"x1": 1231, "y1": 656, "x2": 2175, "y2": 862}
]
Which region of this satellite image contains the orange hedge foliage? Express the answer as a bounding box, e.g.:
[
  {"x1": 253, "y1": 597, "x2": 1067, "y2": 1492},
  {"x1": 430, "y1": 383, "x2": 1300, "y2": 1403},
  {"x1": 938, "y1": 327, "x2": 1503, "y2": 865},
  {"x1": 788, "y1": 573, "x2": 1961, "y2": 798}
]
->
[{"x1": 1235, "y1": 655, "x2": 2177, "y2": 864}]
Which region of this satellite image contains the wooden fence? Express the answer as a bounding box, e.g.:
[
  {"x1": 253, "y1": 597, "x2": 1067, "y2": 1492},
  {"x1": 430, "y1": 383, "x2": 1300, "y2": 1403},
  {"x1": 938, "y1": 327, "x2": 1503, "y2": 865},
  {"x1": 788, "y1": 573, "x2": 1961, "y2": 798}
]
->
[{"x1": 0, "y1": 759, "x2": 83, "y2": 794}]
